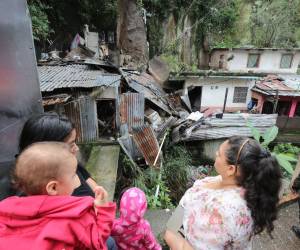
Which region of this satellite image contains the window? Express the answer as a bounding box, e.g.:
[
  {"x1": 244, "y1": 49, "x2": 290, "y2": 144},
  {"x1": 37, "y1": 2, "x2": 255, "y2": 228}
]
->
[
  {"x1": 233, "y1": 87, "x2": 248, "y2": 103},
  {"x1": 247, "y1": 54, "x2": 260, "y2": 68},
  {"x1": 280, "y1": 54, "x2": 293, "y2": 68}
]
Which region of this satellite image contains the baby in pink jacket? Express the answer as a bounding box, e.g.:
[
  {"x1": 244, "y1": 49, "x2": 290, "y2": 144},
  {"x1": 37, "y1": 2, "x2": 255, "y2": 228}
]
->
[{"x1": 111, "y1": 187, "x2": 161, "y2": 250}]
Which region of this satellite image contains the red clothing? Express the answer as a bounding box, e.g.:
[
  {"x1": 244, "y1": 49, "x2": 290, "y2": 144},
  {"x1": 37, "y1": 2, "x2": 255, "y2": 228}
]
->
[{"x1": 0, "y1": 195, "x2": 116, "y2": 250}]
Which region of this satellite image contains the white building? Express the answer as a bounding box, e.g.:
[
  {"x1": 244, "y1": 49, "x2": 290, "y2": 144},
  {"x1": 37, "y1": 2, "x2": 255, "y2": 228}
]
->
[
  {"x1": 182, "y1": 48, "x2": 300, "y2": 113},
  {"x1": 209, "y1": 48, "x2": 300, "y2": 74},
  {"x1": 183, "y1": 74, "x2": 258, "y2": 113}
]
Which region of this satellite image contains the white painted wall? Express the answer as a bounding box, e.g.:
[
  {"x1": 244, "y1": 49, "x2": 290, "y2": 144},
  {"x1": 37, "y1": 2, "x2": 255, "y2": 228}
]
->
[
  {"x1": 210, "y1": 49, "x2": 300, "y2": 74},
  {"x1": 185, "y1": 77, "x2": 256, "y2": 110}
]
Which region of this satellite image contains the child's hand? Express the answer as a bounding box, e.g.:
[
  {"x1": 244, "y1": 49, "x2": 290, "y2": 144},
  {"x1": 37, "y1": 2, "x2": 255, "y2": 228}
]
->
[{"x1": 93, "y1": 186, "x2": 108, "y2": 207}]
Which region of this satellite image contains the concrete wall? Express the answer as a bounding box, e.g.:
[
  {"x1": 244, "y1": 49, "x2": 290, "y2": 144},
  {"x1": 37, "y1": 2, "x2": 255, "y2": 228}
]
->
[
  {"x1": 202, "y1": 139, "x2": 224, "y2": 161},
  {"x1": 210, "y1": 49, "x2": 300, "y2": 74},
  {"x1": 185, "y1": 77, "x2": 255, "y2": 111}
]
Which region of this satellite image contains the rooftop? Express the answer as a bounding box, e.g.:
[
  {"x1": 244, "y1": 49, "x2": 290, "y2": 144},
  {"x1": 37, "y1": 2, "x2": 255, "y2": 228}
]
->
[
  {"x1": 252, "y1": 74, "x2": 300, "y2": 97},
  {"x1": 38, "y1": 64, "x2": 121, "y2": 92}
]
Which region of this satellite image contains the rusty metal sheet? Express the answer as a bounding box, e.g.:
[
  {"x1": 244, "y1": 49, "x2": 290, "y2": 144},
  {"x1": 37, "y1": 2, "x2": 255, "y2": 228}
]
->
[
  {"x1": 120, "y1": 93, "x2": 144, "y2": 132},
  {"x1": 79, "y1": 96, "x2": 98, "y2": 142},
  {"x1": 0, "y1": 0, "x2": 43, "y2": 200},
  {"x1": 42, "y1": 94, "x2": 71, "y2": 106},
  {"x1": 132, "y1": 126, "x2": 161, "y2": 167},
  {"x1": 65, "y1": 95, "x2": 98, "y2": 143}
]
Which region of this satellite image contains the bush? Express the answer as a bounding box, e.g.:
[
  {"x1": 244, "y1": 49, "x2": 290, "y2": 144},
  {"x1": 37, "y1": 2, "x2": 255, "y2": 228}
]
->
[{"x1": 162, "y1": 145, "x2": 191, "y2": 203}]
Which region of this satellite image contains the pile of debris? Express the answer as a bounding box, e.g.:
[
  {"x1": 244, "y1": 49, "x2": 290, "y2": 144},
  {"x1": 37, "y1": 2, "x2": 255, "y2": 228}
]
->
[{"x1": 38, "y1": 31, "x2": 278, "y2": 170}]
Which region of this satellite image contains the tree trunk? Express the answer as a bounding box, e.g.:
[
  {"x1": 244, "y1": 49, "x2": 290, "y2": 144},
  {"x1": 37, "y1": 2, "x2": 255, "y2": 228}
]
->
[{"x1": 117, "y1": 0, "x2": 148, "y2": 69}]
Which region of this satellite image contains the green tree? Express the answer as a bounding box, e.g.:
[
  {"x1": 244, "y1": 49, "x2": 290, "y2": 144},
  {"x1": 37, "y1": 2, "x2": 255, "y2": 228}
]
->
[
  {"x1": 250, "y1": 0, "x2": 300, "y2": 47},
  {"x1": 27, "y1": 0, "x2": 51, "y2": 41},
  {"x1": 27, "y1": 0, "x2": 117, "y2": 44}
]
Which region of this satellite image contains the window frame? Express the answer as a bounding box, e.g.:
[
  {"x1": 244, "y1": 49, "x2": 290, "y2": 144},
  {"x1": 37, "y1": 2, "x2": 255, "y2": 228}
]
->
[
  {"x1": 247, "y1": 53, "x2": 260, "y2": 68},
  {"x1": 280, "y1": 54, "x2": 293, "y2": 69},
  {"x1": 233, "y1": 86, "x2": 248, "y2": 103}
]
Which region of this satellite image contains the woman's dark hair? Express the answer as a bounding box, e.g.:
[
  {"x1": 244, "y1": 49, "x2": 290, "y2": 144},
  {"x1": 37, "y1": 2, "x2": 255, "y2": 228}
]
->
[
  {"x1": 226, "y1": 136, "x2": 282, "y2": 236},
  {"x1": 19, "y1": 113, "x2": 74, "y2": 152}
]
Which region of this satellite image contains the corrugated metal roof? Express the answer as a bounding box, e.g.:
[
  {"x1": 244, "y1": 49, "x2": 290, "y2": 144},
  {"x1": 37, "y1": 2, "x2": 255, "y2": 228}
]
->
[
  {"x1": 38, "y1": 64, "x2": 121, "y2": 92},
  {"x1": 212, "y1": 47, "x2": 300, "y2": 51},
  {"x1": 120, "y1": 93, "x2": 145, "y2": 132},
  {"x1": 172, "y1": 113, "x2": 278, "y2": 142},
  {"x1": 173, "y1": 126, "x2": 271, "y2": 142},
  {"x1": 252, "y1": 75, "x2": 300, "y2": 96}
]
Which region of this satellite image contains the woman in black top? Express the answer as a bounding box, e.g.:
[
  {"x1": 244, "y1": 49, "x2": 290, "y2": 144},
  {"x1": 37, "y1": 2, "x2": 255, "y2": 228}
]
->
[
  {"x1": 18, "y1": 112, "x2": 117, "y2": 250},
  {"x1": 19, "y1": 113, "x2": 97, "y2": 196}
]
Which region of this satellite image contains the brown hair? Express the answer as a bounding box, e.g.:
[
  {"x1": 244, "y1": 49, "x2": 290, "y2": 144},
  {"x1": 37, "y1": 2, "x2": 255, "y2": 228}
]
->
[{"x1": 13, "y1": 142, "x2": 75, "y2": 195}]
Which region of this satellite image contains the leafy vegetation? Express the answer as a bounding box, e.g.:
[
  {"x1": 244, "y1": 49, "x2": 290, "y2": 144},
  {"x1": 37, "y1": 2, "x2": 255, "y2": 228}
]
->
[
  {"x1": 247, "y1": 121, "x2": 299, "y2": 177},
  {"x1": 27, "y1": 0, "x2": 117, "y2": 43},
  {"x1": 27, "y1": 0, "x2": 52, "y2": 41},
  {"x1": 27, "y1": 0, "x2": 300, "y2": 64},
  {"x1": 115, "y1": 138, "x2": 192, "y2": 209},
  {"x1": 162, "y1": 145, "x2": 191, "y2": 203},
  {"x1": 250, "y1": 0, "x2": 300, "y2": 47}
]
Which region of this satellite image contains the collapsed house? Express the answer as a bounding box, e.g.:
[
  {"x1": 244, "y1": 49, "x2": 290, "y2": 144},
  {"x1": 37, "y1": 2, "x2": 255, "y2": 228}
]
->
[
  {"x1": 39, "y1": 62, "x2": 121, "y2": 142},
  {"x1": 38, "y1": 57, "x2": 181, "y2": 168}
]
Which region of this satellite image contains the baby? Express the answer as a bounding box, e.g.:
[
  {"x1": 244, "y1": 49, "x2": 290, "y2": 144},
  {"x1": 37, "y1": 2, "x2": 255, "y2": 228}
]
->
[
  {"x1": 111, "y1": 187, "x2": 161, "y2": 250},
  {"x1": 0, "y1": 142, "x2": 116, "y2": 250}
]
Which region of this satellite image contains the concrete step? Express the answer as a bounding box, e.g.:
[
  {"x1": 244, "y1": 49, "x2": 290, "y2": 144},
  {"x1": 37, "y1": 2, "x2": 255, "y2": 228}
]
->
[{"x1": 86, "y1": 144, "x2": 120, "y2": 201}]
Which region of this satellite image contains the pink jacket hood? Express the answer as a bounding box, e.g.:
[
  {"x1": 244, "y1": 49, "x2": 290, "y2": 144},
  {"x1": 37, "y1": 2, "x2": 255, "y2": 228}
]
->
[
  {"x1": 119, "y1": 187, "x2": 147, "y2": 225},
  {"x1": 112, "y1": 188, "x2": 161, "y2": 250}
]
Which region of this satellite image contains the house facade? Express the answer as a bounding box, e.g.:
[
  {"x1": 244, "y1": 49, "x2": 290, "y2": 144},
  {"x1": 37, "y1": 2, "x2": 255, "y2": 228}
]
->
[
  {"x1": 181, "y1": 48, "x2": 300, "y2": 113},
  {"x1": 210, "y1": 48, "x2": 300, "y2": 74},
  {"x1": 183, "y1": 74, "x2": 258, "y2": 113}
]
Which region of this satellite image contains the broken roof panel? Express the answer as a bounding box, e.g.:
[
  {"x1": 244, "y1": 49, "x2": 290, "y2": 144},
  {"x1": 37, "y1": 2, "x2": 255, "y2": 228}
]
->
[
  {"x1": 172, "y1": 113, "x2": 278, "y2": 143},
  {"x1": 252, "y1": 75, "x2": 300, "y2": 97},
  {"x1": 42, "y1": 94, "x2": 71, "y2": 106},
  {"x1": 122, "y1": 71, "x2": 176, "y2": 115},
  {"x1": 132, "y1": 125, "x2": 161, "y2": 167},
  {"x1": 38, "y1": 64, "x2": 121, "y2": 92}
]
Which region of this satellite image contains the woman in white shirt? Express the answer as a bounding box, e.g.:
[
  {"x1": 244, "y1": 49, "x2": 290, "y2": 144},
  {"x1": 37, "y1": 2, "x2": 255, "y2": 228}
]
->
[{"x1": 165, "y1": 136, "x2": 282, "y2": 250}]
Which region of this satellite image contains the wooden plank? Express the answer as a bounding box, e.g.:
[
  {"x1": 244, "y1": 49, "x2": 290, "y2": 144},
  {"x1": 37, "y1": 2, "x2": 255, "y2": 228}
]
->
[{"x1": 279, "y1": 192, "x2": 299, "y2": 206}]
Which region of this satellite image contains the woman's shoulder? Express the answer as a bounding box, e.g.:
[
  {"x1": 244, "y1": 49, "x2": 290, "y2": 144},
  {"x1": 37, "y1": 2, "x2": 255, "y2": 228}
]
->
[
  {"x1": 193, "y1": 175, "x2": 222, "y2": 187},
  {"x1": 185, "y1": 176, "x2": 247, "y2": 208}
]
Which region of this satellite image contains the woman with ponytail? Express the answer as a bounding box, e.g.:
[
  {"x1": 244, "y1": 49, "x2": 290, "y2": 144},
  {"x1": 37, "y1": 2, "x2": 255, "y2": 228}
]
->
[{"x1": 164, "y1": 136, "x2": 282, "y2": 250}]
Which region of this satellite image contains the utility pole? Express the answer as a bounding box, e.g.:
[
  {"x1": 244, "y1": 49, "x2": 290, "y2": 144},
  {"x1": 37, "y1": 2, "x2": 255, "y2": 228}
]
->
[
  {"x1": 273, "y1": 89, "x2": 279, "y2": 114},
  {"x1": 221, "y1": 87, "x2": 229, "y2": 118}
]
